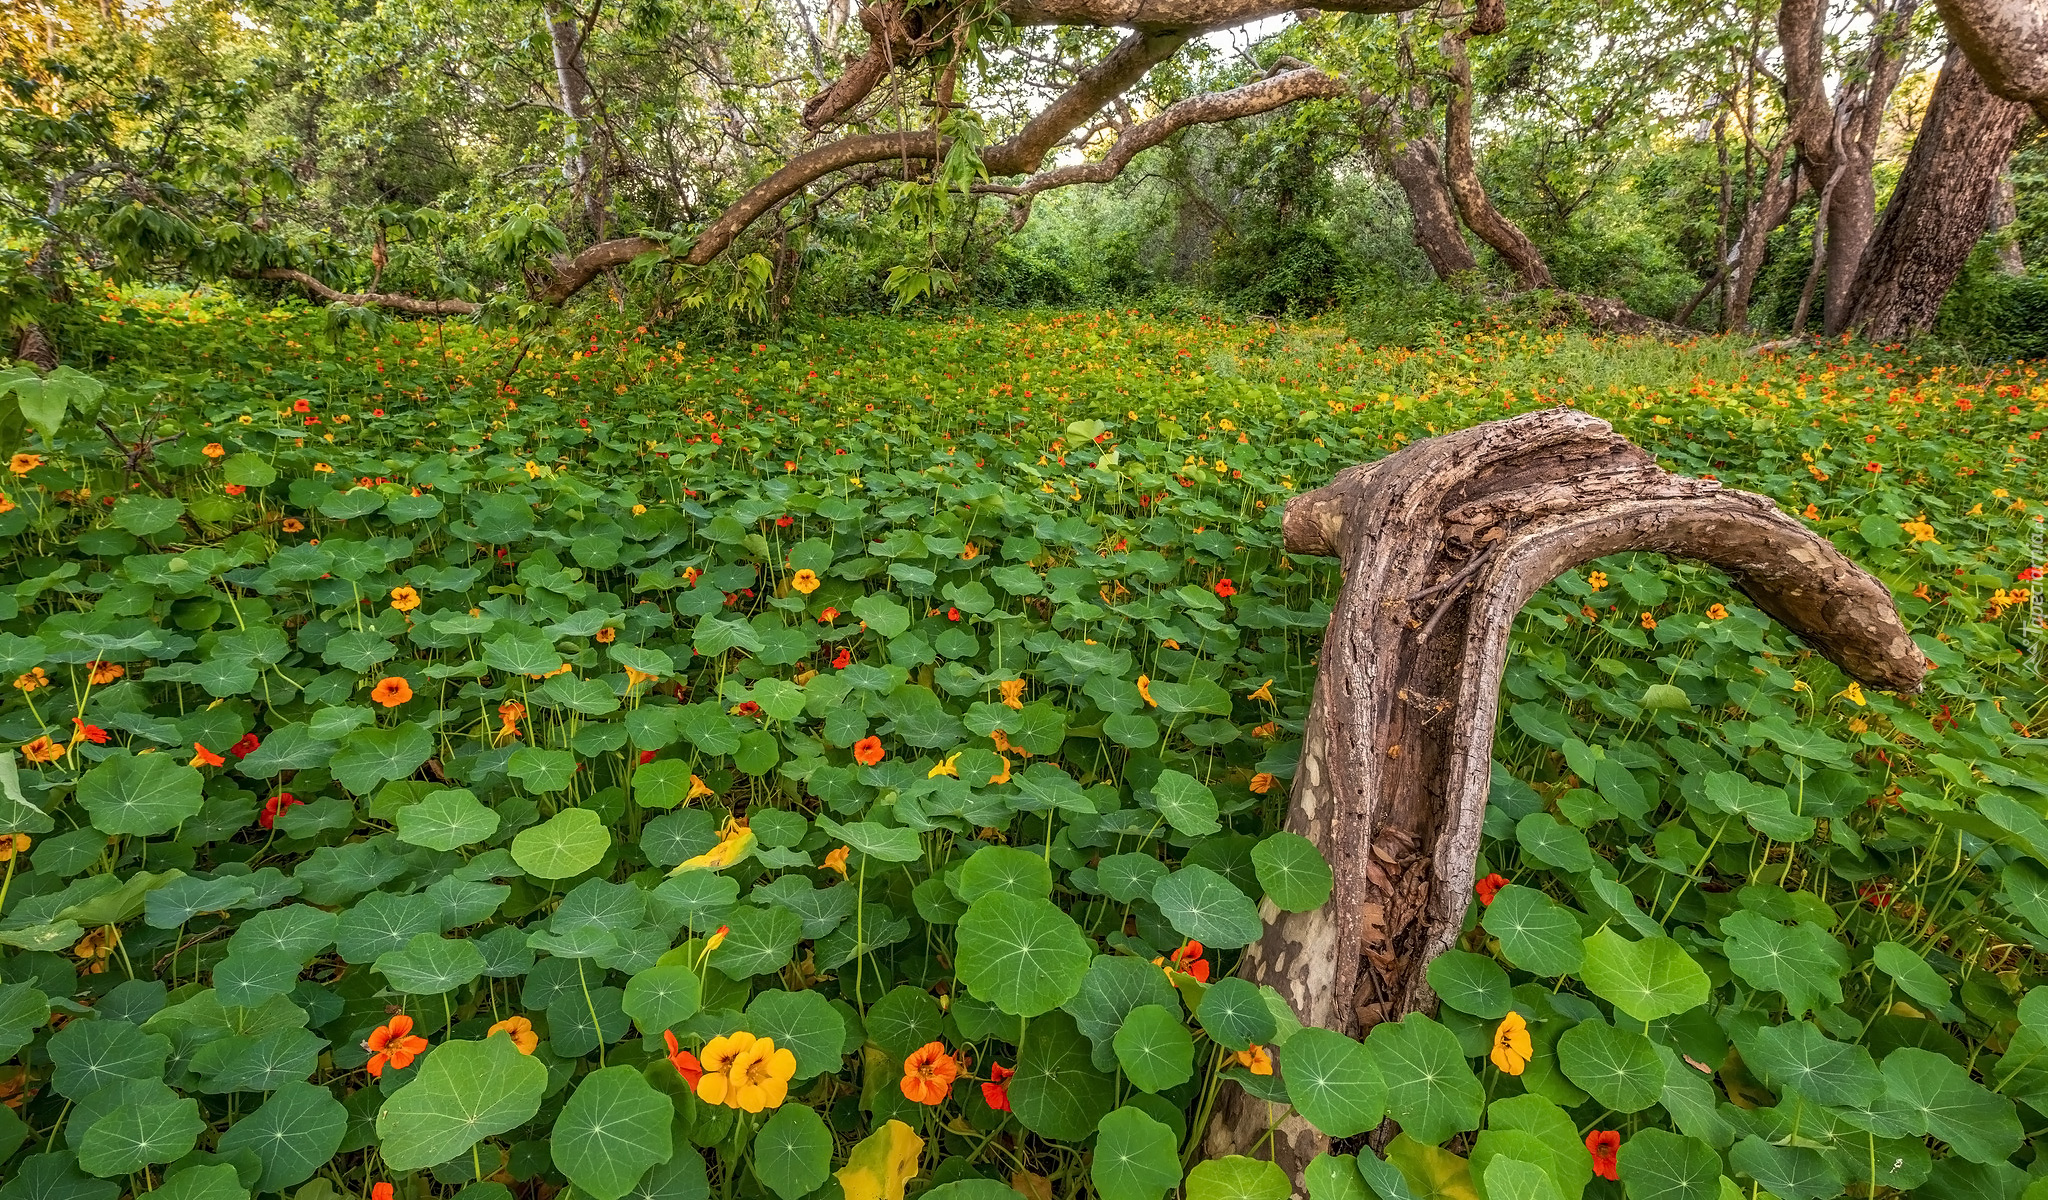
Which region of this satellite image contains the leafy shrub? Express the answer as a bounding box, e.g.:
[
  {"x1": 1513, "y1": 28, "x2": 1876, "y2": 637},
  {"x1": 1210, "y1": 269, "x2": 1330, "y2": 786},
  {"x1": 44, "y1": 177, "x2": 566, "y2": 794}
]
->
[{"x1": 0, "y1": 300, "x2": 2043, "y2": 1200}]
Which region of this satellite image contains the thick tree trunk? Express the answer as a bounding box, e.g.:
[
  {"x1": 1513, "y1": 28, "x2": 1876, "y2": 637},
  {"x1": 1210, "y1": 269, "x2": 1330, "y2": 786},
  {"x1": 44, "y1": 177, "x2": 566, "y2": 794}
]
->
[
  {"x1": 1381, "y1": 122, "x2": 1478, "y2": 280},
  {"x1": 1820, "y1": 0, "x2": 1922, "y2": 336},
  {"x1": 1933, "y1": 0, "x2": 2048, "y2": 120},
  {"x1": 545, "y1": 0, "x2": 607, "y2": 238},
  {"x1": 1844, "y1": 45, "x2": 2034, "y2": 342},
  {"x1": 1441, "y1": 34, "x2": 1553, "y2": 290},
  {"x1": 1201, "y1": 409, "x2": 1927, "y2": 1180}
]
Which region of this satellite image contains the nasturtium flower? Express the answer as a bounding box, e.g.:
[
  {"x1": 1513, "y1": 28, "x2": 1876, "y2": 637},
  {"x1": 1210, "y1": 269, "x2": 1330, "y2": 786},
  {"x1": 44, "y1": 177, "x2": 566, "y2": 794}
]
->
[
  {"x1": 1640, "y1": 612, "x2": 1657, "y2": 630},
  {"x1": 202, "y1": 442, "x2": 225, "y2": 458},
  {"x1": 687, "y1": 774, "x2": 715, "y2": 801},
  {"x1": 389, "y1": 585, "x2": 421, "y2": 613},
  {"x1": 229, "y1": 733, "x2": 260, "y2": 759},
  {"x1": 1137, "y1": 675, "x2": 1156, "y2": 707},
  {"x1": 595, "y1": 626, "x2": 616, "y2": 643},
  {"x1": 1247, "y1": 678, "x2": 1275, "y2": 702},
  {"x1": 790, "y1": 569, "x2": 821, "y2": 594},
  {"x1": 1587, "y1": 571, "x2": 1608, "y2": 591},
  {"x1": 489, "y1": 1015, "x2": 539, "y2": 1055},
  {"x1": 900, "y1": 1042, "x2": 960, "y2": 1105},
  {"x1": 259, "y1": 793, "x2": 302, "y2": 830},
  {"x1": 0, "y1": 833, "x2": 30, "y2": 863},
  {"x1": 664, "y1": 1031, "x2": 702, "y2": 1085},
  {"x1": 1705, "y1": 603, "x2": 1729, "y2": 620},
  {"x1": 853, "y1": 736, "x2": 885, "y2": 766},
  {"x1": 73, "y1": 925, "x2": 120, "y2": 972},
  {"x1": 1476, "y1": 873, "x2": 1509, "y2": 905},
  {"x1": 1838, "y1": 682, "x2": 1866, "y2": 706},
  {"x1": 729, "y1": 1036, "x2": 798, "y2": 1112},
  {"x1": 623, "y1": 664, "x2": 659, "y2": 691},
  {"x1": 1490, "y1": 1012, "x2": 1533, "y2": 1075},
  {"x1": 695, "y1": 1032, "x2": 756, "y2": 1106},
  {"x1": 982, "y1": 1063, "x2": 1013, "y2": 1111},
  {"x1": 70, "y1": 719, "x2": 109, "y2": 745},
  {"x1": 673, "y1": 816, "x2": 753, "y2": 873},
  {"x1": 1248, "y1": 772, "x2": 1277, "y2": 794},
  {"x1": 21, "y1": 737, "x2": 63, "y2": 764},
  {"x1": 1215, "y1": 578, "x2": 1236, "y2": 598},
  {"x1": 1585, "y1": 1130, "x2": 1620, "y2": 1181},
  {"x1": 191, "y1": 743, "x2": 226, "y2": 768},
  {"x1": 9, "y1": 454, "x2": 42, "y2": 475},
  {"x1": 999, "y1": 679, "x2": 1026, "y2": 709},
  {"x1": 989, "y1": 756, "x2": 1012, "y2": 785},
  {"x1": 831, "y1": 647, "x2": 852, "y2": 669},
  {"x1": 13, "y1": 667, "x2": 47, "y2": 693},
  {"x1": 1153, "y1": 940, "x2": 1209, "y2": 984},
  {"x1": 87, "y1": 661, "x2": 123, "y2": 685},
  {"x1": 372, "y1": 677, "x2": 413, "y2": 707},
  {"x1": 823, "y1": 845, "x2": 851, "y2": 877},
  {"x1": 927, "y1": 752, "x2": 961, "y2": 779},
  {"x1": 364, "y1": 1015, "x2": 428, "y2": 1077},
  {"x1": 1233, "y1": 1045, "x2": 1274, "y2": 1076},
  {"x1": 372, "y1": 1184, "x2": 393, "y2": 1200}
]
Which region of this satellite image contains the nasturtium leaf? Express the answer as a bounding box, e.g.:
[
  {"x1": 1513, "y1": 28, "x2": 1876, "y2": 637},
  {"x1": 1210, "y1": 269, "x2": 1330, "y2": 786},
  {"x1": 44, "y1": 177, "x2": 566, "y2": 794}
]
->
[
  {"x1": 1149, "y1": 769, "x2": 1221, "y2": 837},
  {"x1": 215, "y1": 1080, "x2": 347, "y2": 1192},
  {"x1": 629, "y1": 1147, "x2": 711, "y2": 1200},
  {"x1": 955, "y1": 892, "x2": 1091, "y2": 1016},
  {"x1": 1066, "y1": 954, "x2": 1180, "y2": 1069},
  {"x1": 1717, "y1": 912, "x2": 1846, "y2": 1017},
  {"x1": 1114, "y1": 1004, "x2": 1195, "y2": 1092},
  {"x1": 1481, "y1": 1157, "x2": 1566, "y2": 1200},
  {"x1": 1426, "y1": 949, "x2": 1512, "y2": 1019},
  {"x1": 706, "y1": 904, "x2": 802, "y2": 978},
  {"x1": 1474, "y1": 1094, "x2": 1590, "y2": 1199},
  {"x1": 374, "y1": 933, "x2": 486, "y2": 995},
  {"x1": 1727, "y1": 1136, "x2": 1840, "y2": 1200},
  {"x1": 1185, "y1": 1156, "x2": 1289, "y2": 1200},
  {"x1": 78, "y1": 1094, "x2": 203, "y2": 1176},
  {"x1": 1304, "y1": 1154, "x2": 1371, "y2": 1200},
  {"x1": 1871, "y1": 941, "x2": 1960, "y2": 1020},
  {"x1": 375, "y1": 1036, "x2": 549, "y2": 1170},
  {"x1": 394, "y1": 789, "x2": 498, "y2": 851},
  {"x1": 1093, "y1": 1107, "x2": 1182, "y2": 1200},
  {"x1": 48, "y1": 1019, "x2": 172, "y2": 1099},
  {"x1": 511, "y1": 809, "x2": 611, "y2": 879},
  {"x1": 1556, "y1": 1021, "x2": 1666, "y2": 1113},
  {"x1": 76, "y1": 752, "x2": 204, "y2": 837},
  {"x1": 1151, "y1": 865, "x2": 1262, "y2": 950},
  {"x1": 1362, "y1": 1014, "x2": 1482, "y2": 1145},
  {"x1": 508, "y1": 747, "x2": 579, "y2": 792},
  {"x1": 112, "y1": 496, "x2": 184, "y2": 537},
  {"x1": 1012, "y1": 1009, "x2": 1118, "y2": 1141},
  {"x1": 151, "y1": 1165, "x2": 246, "y2": 1200},
  {"x1": 745, "y1": 989, "x2": 844, "y2": 1080},
  {"x1": 623, "y1": 964, "x2": 702, "y2": 1033},
  {"x1": 551, "y1": 1066, "x2": 675, "y2": 1200},
  {"x1": 954, "y1": 845, "x2": 1054, "y2": 903},
  {"x1": 1280, "y1": 1027, "x2": 1386, "y2": 1138},
  {"x1": 1612, "y1": 1129, "x2": 1719, "y2": 1200},
  {"x1": 1515, "y1": 814, "x2": 1597, "y2": 873},
  {"x1": 1577, "y1": 929, "x2": 1708, "y2": 1023},
  {"x1": 1250, "y1": 832, "x2": 1332, "y2": 912},
  {"x1": 328, "y1": 723, "x2": 433, "y2": 795},
  {"x1": 751, "y1": 1103, "x2": 831, "y2": 1200},
  {"x1": 1097, "y1": 854, "x2": 1168, "y2": 904},
  {"x1": 1875, "y1": 1046, "x2": 2022, "y2": 1164},
  {"x1": 835, "y1": 1119, "x2": 923, "y2": 1200},
  {"x1": 1198, "y1": 978, "x2": 1277, "y2": 1052},
  {"x1": 1743, "y1": 1020, "x2": 1880, "y2": 1107},
  {"x1": 1481, "y1": 886, "x2": 1583, "y2": 977}
]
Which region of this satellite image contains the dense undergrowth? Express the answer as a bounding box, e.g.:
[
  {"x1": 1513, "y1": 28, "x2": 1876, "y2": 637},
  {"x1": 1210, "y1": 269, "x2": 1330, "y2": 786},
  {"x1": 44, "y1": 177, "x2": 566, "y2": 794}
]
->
[{"x1": 0, "y1": 299, "x2": 2043, "y2": 1200}]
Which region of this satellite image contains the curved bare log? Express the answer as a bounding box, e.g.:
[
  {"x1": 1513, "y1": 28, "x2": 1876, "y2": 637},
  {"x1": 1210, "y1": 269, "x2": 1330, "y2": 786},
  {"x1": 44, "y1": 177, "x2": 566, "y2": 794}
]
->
[
  {"x1": 254, "y1": 268, "x2": 484, "y2": 316},
  {"x1": 1203, "y1": 409, "x2": 1927, "y2": 1178}
]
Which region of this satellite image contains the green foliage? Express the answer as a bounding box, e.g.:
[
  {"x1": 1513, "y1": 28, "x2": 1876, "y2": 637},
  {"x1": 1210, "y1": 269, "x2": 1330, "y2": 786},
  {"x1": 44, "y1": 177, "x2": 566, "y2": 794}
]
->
[{"x1": 0, "y1": 297, "x2": 2041, "y2": 1200}]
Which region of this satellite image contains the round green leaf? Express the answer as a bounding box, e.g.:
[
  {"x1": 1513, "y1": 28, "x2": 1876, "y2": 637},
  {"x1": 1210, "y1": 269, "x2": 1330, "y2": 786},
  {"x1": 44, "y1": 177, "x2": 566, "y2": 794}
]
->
[
  {"x1": 954, "y1": 845, "x2": 1053, "y2": 903},
  {"x1": 1578, "y1": 929, "x2": 1709, "y2": 1023},
  {"x1": 216, "y1": 1080, "x2": 347, "y2": 1192},
  {"x1": 1715, "y1": 912, "x2": 1847, "y2": 1017},
  {"x1": 152, "y1": 1165, "x2": 247, "y2": 1200},
  {"x1": 552, "y1": 1066, "x2": 675, "y2": 1200},
  {"x1": 746, "y1": 988, "x2": 845, "y2": 1081},
  {"x1": 1011, "y1": 1009, "x2": 1117, "y2": 1141},
  {"x1": 394, "y1": 788, "x2": 499, "y2": 852},
  {"x1": 1278, "y1": 1027, "x2": 1385, "y2": 1138},
  {"x1": 752, "y1": 1103, "x2": 832, "y2": 1200},
  {"x1": 1426, "y1": 949, "x2": 1512, "y2": 1018},
  {"x1": 111, "y1": 495, "x2": 184, "y2": 537},
  {"x1": 1250, "y1": 832, "x2": 1332, "y2": 913},
  {"x1": 77, "y1": 753, "x2": 203, "y2": 838},
  {"x1": 1197, "y1": 978, "x2": 1277, "y2": 1052},
  {"x1": 1149, "y1": 769, "x2": 1221, "y2": 837},
  {"x1": 1362, "y1": 1013, "x2": 1482, "y2": 1145},
  {"x1": 1481, "y1": 886, "x2": 1583, "y2": 977},
  {"x1": 623, "y1": 964, "x2": 702, "y2": 1033},
  {"x1": 955, "y1": 892, "x2": 1091, "y2": 1016},
  {"x1": 1877, "y1": 1046, "x2": 2022, "y2": 1165},
  {"x1": 1481, "y1": 1156, "x2": 1566, "y2": 1200},
  {"x1": 1185, "y1": 1156, "x2": 1289, "y2": 1200},
  {"x1": 374, "y1": 933, "x2": 487, "y2": 995},
  {"x1": 78, "y1": 1096, "x2": 203, "y2": 1177},
  {"x1": 1150, "y1": 865, "x2": 1262, "y2": 950},
  {"x1": 1743, "y1": 1020, "x2": 1881, "y2": 1108},
  {"x1": 375, "y1": 1036, "x2": 549, "y2": 1170},
  {"x1": 1556, "y1": 1021, "x2": 1666, "y2": 1113},
  {"x1": 1093, "y1": 1107, "x2": 1183, "y2": 1200},
  {"x1": 1113, "y1": 1004, "x2": 1195, "y2": 1093},
  {"x1": 1615, "y1": 1129, "x2": 1721, "y2": 1200},
  {"x1": 511, "y1": 809, "x2": 612, "y2": 880},
  {"x1": 1471, "y1": 1094, "x2": 1591, "y2": 1200}
]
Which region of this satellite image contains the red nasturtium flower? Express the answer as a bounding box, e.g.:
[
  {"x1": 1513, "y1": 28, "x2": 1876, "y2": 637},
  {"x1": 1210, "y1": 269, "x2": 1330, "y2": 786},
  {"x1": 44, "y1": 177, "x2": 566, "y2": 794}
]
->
[
  {"x1": 259, "y1": 793, "x2": 302, "y2": 830},
  {"x1": 982, "y1": 1063, "x2": 1014, "y2": 1111},
  {"x1": 832, "y1": 648, "x2": 852, "y2": 669},
  {"x1": 229, "y1": 733, "x2": 261, "y2": 759},
  {"x1": 664, "y1": 1030, "x2": 703, "y2": 1087},
  {"x1": 1154, "y1": 940, "x2": 1210, "y2": 983},
  {"x1": 853, "y1": 736, "x2": 885, "y2": 766},
  {"x1": 1476, "y1": 873, "x2": 1509, "y2": 905},
  {"x1": 70, "y1": 719, "x2": 109, "y2": 745},
  {"x1": 1214, "y1": 578, "x2": 1236, "y2": 598},
  {"x1": 372, "y1": 1184, "x2": 394, "y2": 1200},
  {"x1": 363, "y1": 1014, "x2": 428, "y2": 1077},
  {"x1": 900, "y1": 1042, "x2": 960, "y2": 1105},
  {"x1": 1585, "y1": 1130, "x2": 1620, "y2": 1181}
]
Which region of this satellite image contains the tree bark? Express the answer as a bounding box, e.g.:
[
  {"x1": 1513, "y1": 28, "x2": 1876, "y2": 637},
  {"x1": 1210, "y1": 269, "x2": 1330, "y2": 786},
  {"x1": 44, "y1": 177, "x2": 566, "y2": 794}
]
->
[
  {"x1": 1933, "y1": 0, "x2": 2048, "y2": 120},
  {"x1": 1722, "y1": 142, "x2": 1802, "y2": 331},
  {"x1": 1820, "y1": 0, "x2": 1922, "y2": 336},
  {"x1": 1843, "y1": 45, "x2": 2034, "y2": 342},
  {"x1": 1441, "y1": 33, "x2": 1553, "y2": 289},
  {"x1": 544, "y1": 0, "x2": 607, "y2": 238},
  {"x1": 1384, "y1": 129, "x2": 1478, "y2": 279},
  {"x1": 1201, "y1": 409, "x2": 1927, "y2": 1180}
]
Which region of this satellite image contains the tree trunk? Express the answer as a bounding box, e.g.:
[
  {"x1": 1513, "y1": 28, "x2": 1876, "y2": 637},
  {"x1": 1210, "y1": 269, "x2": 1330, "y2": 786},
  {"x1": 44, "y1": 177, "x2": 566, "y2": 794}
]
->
[
  {"x1": 1844, "y1": 45, "x2": 2034, "y2": 343},
  {"x1": 1933, "y1": 0, "x2": 2048, "y2": 120},
  {"x1": 1441, "y1": 33, "x2": 1553, "y2": 290},
  {"x1": 1722, "y1": 144, "x2": 1802, "y2": 331},
  {"x1": 545, "y1": 0, "x2": 606, "y2": 238},
  {"x1": 1382, "y1": 121, "x2": 1478, "y2": 280},
  {"x1": 1201, "y1": 409, "x2": 1927, "y2": 1180},
  {"x1": 1820, "y1": 0, "x2": 1923, "y2": 336}
]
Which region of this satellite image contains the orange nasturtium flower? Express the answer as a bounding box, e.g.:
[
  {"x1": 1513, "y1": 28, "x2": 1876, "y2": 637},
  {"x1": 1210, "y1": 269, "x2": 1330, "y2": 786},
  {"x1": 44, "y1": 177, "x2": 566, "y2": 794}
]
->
[
  {"x1": 672, "y1": 817, "x2": 754, "y2": 874},
  {"x1": 202, "y1": 443, "x2": 226, "y2": 458},
  {"x1": 0, "y1": 833, "x2": 30, "y2": 863},
  {"x1": 1233, "y1": 1045, "x2": 1274, "y2": 1076},
  {"x1": 389, "y1": 585, "x2": 421, "y2": 613},
  {"x1": 1640, "y1": 612, "x2": 1657, "y2": 630},
  {"x1": 282, "y1": 518, "x2": 305, "y2": 533},
  {"x1": 1490, "y1": 1012, "x2": 1533, "y2": 1075},
  {"x1": 961, "y1": 541, "x2": 979, "y2": 561},
  {"x1": 496, "y1": 701, "x2": 524, "y2": 742},
  {"x1": 999, "y1": 679, "x2": 1026, "y2": 710},
  {"x1": 900, "y1": 1042, "x2": 960, "y2": 1105},
  {"x1": 21, "y1": 737, "x2": 64, "y2": 764},
  {"x1": 664, "y1": 1031, "x2": 704, "y2": 1087},
  {"x1": 623, "y1": 664, "x2": 660, "y2": 692},
  {"x1": 364, "y1": 1014, "x2": 429, "y2": 1077},
  {"x1": 372, "y1": 677, "x2": 413, "y2": 707},
  {"x1": 853, "y1": 736, "x2": 885, "y2": 766},
  {"x1": 1247, "y1": 678, "x2": 1275, "y2": 702},
  {"x1": 191, "y1": 743, "x2": 226, "y2": 768},
  {"x1": 1705, "y1": 603, "x2": 1729, "y2": 621},
  {"x1": 372, "y1": 1184, "x2": 394, "y2": 1200},
  {"x1": 73, "y1": 926, "x2": 120, "y2": 973},
  {"x1": 686, "y1": 774, "x2": 715, "y2": 802},
  {"x1": 9, "y1": 454, "x2": 42, "y2": 475},
  {"x1": 823, "y1": 845, "x2": 851, "y2": 878},
  {"x1": 13, "y1": 667, "x2": 48, "y2": 693},
  {"x1": 989, "y1": 756, "x2": 1012, "y2": 785},
  {"x1": 87, "y1": 661, "x2": 125, "y2": 685},
  {"x1": 1137, "y1": 675, "x2": 1156, "y2": 707},
  {"x1": 790, "y1": 569, "x2": 821, "y2": 595},
  {"x1": 487, "y1": 1015, "x2": 538, "y2": 1055},
  {"x1": 1248, "y1": 772, "x2": 1278, "y2": 795}
]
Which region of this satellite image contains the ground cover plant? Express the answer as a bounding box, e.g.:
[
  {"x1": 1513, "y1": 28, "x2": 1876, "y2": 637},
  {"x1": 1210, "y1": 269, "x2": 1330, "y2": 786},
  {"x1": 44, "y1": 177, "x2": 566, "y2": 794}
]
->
[{"x1": 0, "y1": 300, "x2": 2043, "y2": 1200}]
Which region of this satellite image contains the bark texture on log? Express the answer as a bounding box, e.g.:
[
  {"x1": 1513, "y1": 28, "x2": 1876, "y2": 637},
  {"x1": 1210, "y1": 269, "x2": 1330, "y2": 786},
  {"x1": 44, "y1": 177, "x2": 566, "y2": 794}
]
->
[
  {"x1": 1203, "y1": 409, "x2": 1927, "y2": 1180},
  {"x1": 1844, "y1": 45, "x2": 2034, "y2": 343}
]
